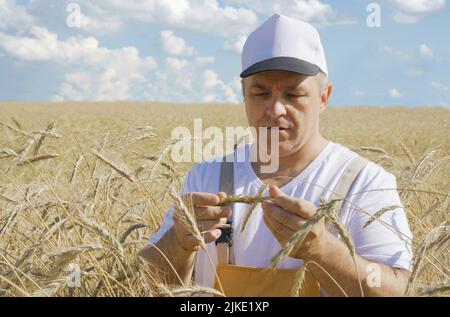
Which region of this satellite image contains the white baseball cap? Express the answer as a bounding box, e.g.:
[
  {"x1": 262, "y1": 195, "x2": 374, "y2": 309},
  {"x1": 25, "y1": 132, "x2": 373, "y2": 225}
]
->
[{"x1": 240, "y1": 13, "x2": 328, "y2": 79}]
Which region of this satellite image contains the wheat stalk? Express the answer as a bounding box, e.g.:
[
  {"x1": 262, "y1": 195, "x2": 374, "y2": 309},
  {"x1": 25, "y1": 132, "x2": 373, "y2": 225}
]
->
[
  {"x1": 91, "y1": 133, "x2": 109, "y2": 178},
  {"x1": 0, "y1": 204, "x2": 26, "y2": 236},
  {"x1": 10, "y1": 116, "x2": 22, "y2": 130},
  {"x1": 30, "y1": 278, "x2": 68, "y2": 297},
  {"x1": 17, "y1": 153, "x2": 59, "y2": 166},
  {"x1": 358, "y1": 146, "x2": 388, "y2": 155},
  {"x1": 77, "y1": 213, "x2": 124, "y2": 255},
  {"x1": 326, "y1": 212, "x2": 365, "y2": 296},
  {"x1": 44, "y1": 243, "x2": 102, "y2": 270},
  {"x1": 169, "y1": 187, "x2": 205, "y2": 249},
  {"x1": 0, "y1": 193, "x2": 18, "y2": 204},
  {"x1": 12, "y1": 137, "x2": 35, "y2": 166},
  {"x1": 0, "y1": 122, "x2": 31, "y2": 137},
  {"x1": 406, "y1": 224, "x2": 447, "y2": 294},
  {"x1": 91, "y1": 149, "x2": 136, "y2": 183},
  {"x1": 417, "y1": 281, "x2": 450, "y2": 296},
  {"x1": 241, "y1": 183, "x2": 267, "y2": 233},
  {"x1": 270, "y1": 199, "x2": 340, "y2": 268},
  {"x1": 218, "y1": 195, "x2": 272, "y2": 206},
  {"x1": 326, "y1": 213, "x2": 355, "y2": 257},
  {"x1": 157, "y1": 284, "x2": 225, "y2": 297},
  {"x1": 399, "y1": 142, "x2": 415, "y2": 164},
  {"x1": 32, "y1": 122, "x2": 53, "y2": 156},
  {"x1": 290, "y1": 268, "x2": 306, "y2": 297},
  {"x1": 0, "y1": 148, "x2": 18, "y2": 159},
  {"x1": 363, "y1": 205, "x2": 402, "y2": 228},
  {"x1": 69, "y1": 154, "x2": 84, "y2": 184}
]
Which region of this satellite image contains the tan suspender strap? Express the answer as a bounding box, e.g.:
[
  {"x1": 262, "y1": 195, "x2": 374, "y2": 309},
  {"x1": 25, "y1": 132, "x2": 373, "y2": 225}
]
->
[
  {"x1": 327, "y1": 155, "x2": 369, "y2": 233},
  {"x1": 217, "y1": 155, "x2": 234, "y2": 265}
]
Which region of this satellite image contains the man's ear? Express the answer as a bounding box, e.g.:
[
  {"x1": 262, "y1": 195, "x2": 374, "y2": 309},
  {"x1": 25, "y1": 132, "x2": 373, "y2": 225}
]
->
[{"x1": 320, "y1": 83, "x2": 332, "y2": 113}]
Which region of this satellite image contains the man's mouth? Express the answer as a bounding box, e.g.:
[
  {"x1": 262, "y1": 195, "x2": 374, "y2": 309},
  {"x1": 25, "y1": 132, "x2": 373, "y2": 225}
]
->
[{"x1": 266, "y1": 126, "x2": 289, "y2": 131}]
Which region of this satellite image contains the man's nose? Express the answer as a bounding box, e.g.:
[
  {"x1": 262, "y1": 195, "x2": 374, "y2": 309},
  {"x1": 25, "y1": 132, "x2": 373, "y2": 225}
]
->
[{"x1": 266, "y1": 98, "x2": 287, "y2": 118}]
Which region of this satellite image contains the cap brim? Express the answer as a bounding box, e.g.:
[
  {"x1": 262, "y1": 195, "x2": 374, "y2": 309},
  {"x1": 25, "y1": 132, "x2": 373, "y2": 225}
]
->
[{"x1": 240, "y1": 56, "x2": 320, "y2": 78}]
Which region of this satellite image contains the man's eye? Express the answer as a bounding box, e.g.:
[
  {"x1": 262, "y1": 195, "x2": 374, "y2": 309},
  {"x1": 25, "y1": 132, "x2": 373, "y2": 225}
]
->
[
  {"x1": 253, "y1": 92, "x2": 269, "y2": 97},
  {"x1": 288, "y1": 93, "x2": 306, "y2": 98}
]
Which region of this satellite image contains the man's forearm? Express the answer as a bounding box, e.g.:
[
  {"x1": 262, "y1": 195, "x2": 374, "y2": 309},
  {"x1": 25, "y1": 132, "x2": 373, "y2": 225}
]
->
[
  {"x1": 138, "y1": 228, "x2": 196, "y2": 286},
  {"x1": 305, "y1": 230, "x2": 409, "y2": 297}
]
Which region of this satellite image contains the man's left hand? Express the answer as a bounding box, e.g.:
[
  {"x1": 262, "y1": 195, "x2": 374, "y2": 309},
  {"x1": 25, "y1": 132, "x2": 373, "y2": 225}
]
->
[{"x1": 262, "y1": 185, "x2": 327, "y2": 260}]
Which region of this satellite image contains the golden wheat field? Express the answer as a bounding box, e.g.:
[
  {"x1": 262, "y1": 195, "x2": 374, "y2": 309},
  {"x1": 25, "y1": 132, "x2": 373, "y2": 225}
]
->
[{"x1": 0, "y1": 101, "x2": 449, "y2": 297}]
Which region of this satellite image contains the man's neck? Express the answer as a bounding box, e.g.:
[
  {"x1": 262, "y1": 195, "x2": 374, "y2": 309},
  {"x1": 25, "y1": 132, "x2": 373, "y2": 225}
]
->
[{"x1": 252, "y1": 133, "x2": 329, "y2": 186}]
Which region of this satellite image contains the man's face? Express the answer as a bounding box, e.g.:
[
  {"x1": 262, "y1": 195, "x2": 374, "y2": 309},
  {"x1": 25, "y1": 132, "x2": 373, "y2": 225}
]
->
[{"x1": 243, "y1": 70, "x2": 329, "y2": 158}]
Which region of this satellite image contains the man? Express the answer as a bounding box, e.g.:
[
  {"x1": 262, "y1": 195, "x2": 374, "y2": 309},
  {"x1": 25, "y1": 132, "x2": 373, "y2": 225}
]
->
[{"x1": 139, "y1": 13, "x2": 413, "y2": 296}]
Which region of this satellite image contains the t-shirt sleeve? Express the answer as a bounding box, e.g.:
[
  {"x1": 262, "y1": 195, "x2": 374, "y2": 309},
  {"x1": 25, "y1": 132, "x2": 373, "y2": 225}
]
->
[
  {"x1": 342, "y1": 163, "x2": 413, "y2": 271},
  {"x1": 148, "y1": 164, "x2": 203, "y2": 245}
]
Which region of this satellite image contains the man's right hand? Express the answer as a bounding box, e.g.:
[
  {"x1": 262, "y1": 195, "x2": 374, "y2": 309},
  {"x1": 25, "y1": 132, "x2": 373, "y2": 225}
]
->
[{"x1": 172, "y1": 191, "x2": 232, "y2": 252}]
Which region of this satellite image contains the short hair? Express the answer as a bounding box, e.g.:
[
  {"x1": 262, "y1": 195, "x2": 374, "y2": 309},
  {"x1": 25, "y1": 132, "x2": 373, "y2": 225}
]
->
[
  {"x1": 241, "y1": 71, "x2": 328, "y2": 97},
  {"x1": 315, "y1": 71, "x2": 328, "y2": 94}
]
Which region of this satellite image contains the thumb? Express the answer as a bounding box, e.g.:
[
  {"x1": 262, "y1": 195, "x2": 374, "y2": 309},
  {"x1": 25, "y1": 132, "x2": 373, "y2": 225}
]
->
[
  {"x1": 268, "y1": 185, "x2": 284, "y2": 198},
  {"x1": 269, "y1": 184, "x2": 316, "y2": 218}
]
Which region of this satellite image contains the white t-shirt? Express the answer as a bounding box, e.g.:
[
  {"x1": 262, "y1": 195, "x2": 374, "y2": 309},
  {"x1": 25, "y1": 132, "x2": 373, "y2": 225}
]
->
[{"x1": 149, "y1": 141, "x2": 413, "y2": 288}]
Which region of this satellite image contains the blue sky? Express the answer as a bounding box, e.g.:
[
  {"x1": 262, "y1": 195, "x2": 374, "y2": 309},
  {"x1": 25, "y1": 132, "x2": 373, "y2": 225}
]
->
[{"x1": 0, "y1": 0, "x2": 449, "y2": 107}]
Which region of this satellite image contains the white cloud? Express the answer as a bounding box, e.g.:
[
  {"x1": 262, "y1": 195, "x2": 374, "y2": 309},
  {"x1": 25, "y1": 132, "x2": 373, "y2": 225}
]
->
[
  {"x1": 353, "y1": 90, "x2": 364, "y2": 97},
  {"x1": 393, "y1": 12, "x2": 420, "y2": 23},
  {"x1": 88, "y1": 0, "x2": 259, "y2": 37},
  {"x1": 0, "y1": 26, "x2": 157, "y2": 100},
  {"x1": 389, "y1": 88, "x2": 403, "y2": 98},
  {"x1": 419, "y1": 43, "x2": 433, "y2": 57},
  {"x1": 230, "y1": 77, "x2": 242, "y2": 93},
  {"x1": 193, "y1": 56, "x2": 215, "y2": 66},
  {"x1": 147, "y1": 56, "x2": 234, "y2": 103},
  {"x1": 79, "y1": 13, "x2": 124, "y2": 35},
  {"x1": 221, "y1": 84, "x2": 239, "y2": 103},
  {"x1": 431, "y1": 81, "x2": 450, "y2": 106},
  {"x1": 392, "y1": 0, "x2": 446, "y2": 24},
  {"x1": 224, "y1": 34, "x2": 247, "y2": 54},
  {"x1": 223, "y1": 0, "x2": 356, "y2": 27},
  {"x1": 431, "y1": 81, "x2": 449, "y2": 91},
  {"x1": 202, "y1": 94, "x2": 217, "y2": 103},
  {"x1": 201, "y1": 70, "x2": 240, "y2": 103},
  {"x1": 203, "y1": 69, "x2": 223, "y2": 89},
  {"x1": 393, "y1": 0, "x2": 445, "y2": 14},
  {"x1": 406, "y1": 68, "x2": 425, "y2": 76},
  {"x1": 161, "y1": 30, "x2": 195, "y2": 56},
  {"x1": 164, "y1": 55, "x2": 216, "y2": 72},
  {"x1": 0, "y1": 0, "x2": 34, "y2": 31},
  {"x1": 382, "y1": 45, "x2": 404, "y2": 57},
  {"x1": 381, "y1": 44, "x2": 414, "y2": 61},
  {"x1": 165, "y1": 57, "x2": 190, "y2": 70},
  {"x1": 0, "y1": 26, "x2": 100, "y2": 62}
]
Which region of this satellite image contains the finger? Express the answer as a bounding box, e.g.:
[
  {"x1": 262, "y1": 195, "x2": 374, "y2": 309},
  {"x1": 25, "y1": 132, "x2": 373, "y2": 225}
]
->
[
  {"x1": 195, "y1": 205, "x2": 232, "y2": 220},
  {"x1": 217, "y1": 192, "x2": 227, "y2": 203},
  {"x1": 173, "y1": 220, "x2": 190, "y2": 236},
  {"x1": 203, "y1": 229, "x2": 222, "y2": 244},
  {"x1": 178, "y1": 228, "x2": 222, "y2": 249},
  {"x1": 183, "y1": 192, "x2": 221, "y2": 206},
  {"x1": 197, "y1": 218, "x2": 227, "y2": 232},
  {"x1": 262, "y1": 201, "x2": 306, "y2": 231},
  {"x1": 268, "y1": 185, "x2": 316, "y2": 218},
  {"x1": 177, "y1": 234, "x2": 202, "y2": 251},
  {"x1": 263, "y1": 212, "x2": 293, "y2": 242}
]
